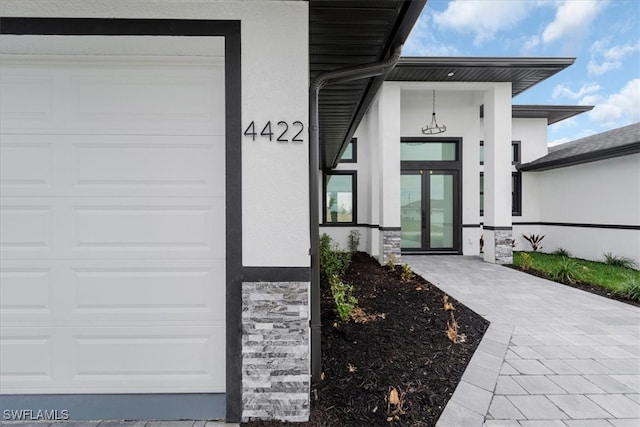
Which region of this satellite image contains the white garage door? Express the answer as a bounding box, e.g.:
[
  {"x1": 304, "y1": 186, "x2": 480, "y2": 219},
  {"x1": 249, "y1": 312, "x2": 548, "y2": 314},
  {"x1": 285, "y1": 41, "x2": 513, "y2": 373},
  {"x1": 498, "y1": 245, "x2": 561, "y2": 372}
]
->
[{"x1": 0, "y1": 42, "x2": 226, "y2": 394}]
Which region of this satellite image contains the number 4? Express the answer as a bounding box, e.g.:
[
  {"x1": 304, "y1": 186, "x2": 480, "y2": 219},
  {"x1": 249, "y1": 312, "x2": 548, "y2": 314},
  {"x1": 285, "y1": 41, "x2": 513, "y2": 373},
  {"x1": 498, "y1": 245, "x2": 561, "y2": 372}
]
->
[
  {"x1": 243, "y1": 121, "x2": 256, "y2": 141},
  {"x1": 261, "y1": 121, "x2": 273, "y2": 141}
]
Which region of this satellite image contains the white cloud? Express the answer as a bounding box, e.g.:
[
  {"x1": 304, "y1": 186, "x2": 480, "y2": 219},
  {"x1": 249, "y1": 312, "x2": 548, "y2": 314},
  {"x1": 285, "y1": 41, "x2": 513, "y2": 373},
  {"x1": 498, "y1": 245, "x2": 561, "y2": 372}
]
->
[
  {"x1": 588, "y1": 39, "x2": 640, "y2": 75},
  {"x1": 542, "y1": 0, "x2": 606, "y2": 44},
  {"x1": 403, "y1": 14, "x2": 460, "y2": 56},
  {"x1": 552, "y1": 83, "x2": 601, "y2": 101},
  {"x1": 433, "y1": 0, "x2": 534, "y2": 46},
  {"x1": 589, "y1": 79, "x2": 640, "y2": 126}
]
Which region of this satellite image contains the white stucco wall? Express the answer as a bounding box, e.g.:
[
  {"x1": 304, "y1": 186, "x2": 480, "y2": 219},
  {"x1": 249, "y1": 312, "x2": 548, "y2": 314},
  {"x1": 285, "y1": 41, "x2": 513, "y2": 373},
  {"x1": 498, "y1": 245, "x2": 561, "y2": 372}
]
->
[
  {"x1": 528, "y1": 154, "x2": 640, "y2": 265},
  {"x1": 1, "y1": 0, "x2": 311, "y2": 267}
]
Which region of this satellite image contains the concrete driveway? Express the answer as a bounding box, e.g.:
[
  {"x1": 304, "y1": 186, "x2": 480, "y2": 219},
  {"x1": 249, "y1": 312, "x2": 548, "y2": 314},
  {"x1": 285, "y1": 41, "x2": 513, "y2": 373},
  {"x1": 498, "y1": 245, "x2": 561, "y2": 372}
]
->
[{"x1": 404, "y1": 255, "x2": 640, "y2": 427}]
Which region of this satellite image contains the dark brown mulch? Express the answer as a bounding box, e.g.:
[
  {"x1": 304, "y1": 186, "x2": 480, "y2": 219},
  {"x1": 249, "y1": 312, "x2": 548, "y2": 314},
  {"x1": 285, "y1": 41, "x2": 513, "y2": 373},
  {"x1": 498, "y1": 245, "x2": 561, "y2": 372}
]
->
[
  {"x1": 243, "y1": 252, "x2": 489, "y2": 427},
  {"x1": 504, "y1": 264, "x2": 640, "y2": 308}
]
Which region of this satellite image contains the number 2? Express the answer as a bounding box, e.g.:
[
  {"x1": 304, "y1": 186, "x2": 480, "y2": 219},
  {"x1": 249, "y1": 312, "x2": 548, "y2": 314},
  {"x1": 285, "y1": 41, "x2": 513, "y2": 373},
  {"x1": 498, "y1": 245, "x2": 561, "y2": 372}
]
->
[{"x1": 277, "y1": 121, "x2": 288, "y2": 142}]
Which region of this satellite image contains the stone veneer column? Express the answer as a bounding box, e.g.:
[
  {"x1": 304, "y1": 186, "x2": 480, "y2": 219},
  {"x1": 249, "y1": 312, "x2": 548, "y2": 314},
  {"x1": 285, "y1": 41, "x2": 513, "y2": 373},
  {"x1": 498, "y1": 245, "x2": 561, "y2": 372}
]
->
[
  {"x1": 493, "y1": 229, "x2": 513, "y2": 265},
  {"x1": 381, "y1": 229, "x2": 401, "y2": 265},
  {"x1": 241, "y1": 282, "x2": 309, "y2": 422}
]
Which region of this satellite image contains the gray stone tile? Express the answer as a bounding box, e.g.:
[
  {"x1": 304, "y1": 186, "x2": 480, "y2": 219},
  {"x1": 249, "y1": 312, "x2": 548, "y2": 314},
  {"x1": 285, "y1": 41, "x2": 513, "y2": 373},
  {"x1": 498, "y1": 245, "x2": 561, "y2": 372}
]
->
[
  {"x1": 495, "y1": 376, "x2": 529, "y2": 395},
  {"x1": 500, "y1": 363, "x2": 519, "y2": 375},
  {"x1": 511, "y1": 375, "x2": 566, "y2": 394},
  {"x1": 506, "y1": 395, "x2": 568, "y2": 420},
  {"x1": 584, "y1": 375, "x2": 636, "y2": 393},
  {"x1": 587, "y1": 394, "x2": 640, "y2": 418},
  {"x1": 626, "y1": 393, "x2": 640, "y2": 404},
  {"x1": 611, "y1": 375, "x2": 640, "y2": 392},
  {"x1": 509, "y1": 346, "x2": 544, "y2": 359},
  {"x1": 547, "y1": 394, "x2": 613, "y2": 419},
  {"x1": 596, "y1": 359, "x2": 640, "y2": 375},
  {"x1": 530, "y1": 335, "x2": 573, "y2": 346},
  {"x1": 541, "y1": 359, "x2": 582, "y2": 375},
  {"x1": 508, "y1": 359, "x2": 555, "y2": 375},
  {"x1": 518, "y1": 421, "x2": 568, "y2": 427},
  {"x1": 462, "y1": 363, "x2": 501, "y2": 391},
  {"x1": 548, "y1": 375, "x2": 607, "y2": 394},
  {"x1": 482, "y1": 421, "x2": 521, "y2": 427},
  {"x1": 608, "y1": 419, "x2": 640, "y2": 426},
  {"x1": 563, "y1": 421, "x2": 615, "y2": 427},
  {"x1": 568, "y1": 359, "x2": 615, "y2": 375},
  {"x1": 510, "y1": 335, "x2": 544, "y2": 347},
  {"x1": 477, "y1": 337, "x2": 510, "y2": 358},
  {"x1": 98, "y1": 423, "x2": 147, "y2": 427},
  {"x1": 487, "y1": 396, "x2": 525, "y2": 419},
  {"x1": 562, "y1": 346, "x2": 609, "y2": 359},
  {"x1": 593, "y1": 346, "x2": 639, "y2": 359},
  {"x1": 435, "y1": 401, "x2": 484, "y2": 427},
  {"x1": 469, "y1": 350, "x2": 505, "y2": 373},
  {"x1": 450, "y1": 381, "x2": 494, "y2": 415},
  {"x1": 530, "y1": 345, "x2": 575, "y2": 360}
]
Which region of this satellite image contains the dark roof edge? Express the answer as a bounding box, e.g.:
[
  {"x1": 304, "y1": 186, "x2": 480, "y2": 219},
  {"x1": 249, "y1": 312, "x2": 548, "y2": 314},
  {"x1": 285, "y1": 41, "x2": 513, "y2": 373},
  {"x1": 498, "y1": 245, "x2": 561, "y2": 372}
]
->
[
  {"x1": 397, "y1": 56, "x2": 576, "y2": 67},
  {"x1": 519, "y1": 142, "x2": 640, "y2": 171},
  {"x1": 329, "y1": 0, "x2": 426, "y2": 168},
  {"x1": 480, "y1": 104, "x2": 594, "y2": 125}
]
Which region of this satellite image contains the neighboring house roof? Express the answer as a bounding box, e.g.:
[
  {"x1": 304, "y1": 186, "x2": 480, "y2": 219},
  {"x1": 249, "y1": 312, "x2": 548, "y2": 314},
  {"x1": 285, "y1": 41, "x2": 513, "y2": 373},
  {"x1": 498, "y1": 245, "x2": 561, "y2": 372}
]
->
[
  {"x1": 519, "y1": 122, "x2": 640, "y2": 171},
  {"x1": 310, "y1": 0, "x2": 427, "y2": 168},
  {"x1": 480, "y1": 105, "x2": 594, "y2": 125},
  {"x1": 386, "y1": 57, "x2": 576, "y2": 97}
]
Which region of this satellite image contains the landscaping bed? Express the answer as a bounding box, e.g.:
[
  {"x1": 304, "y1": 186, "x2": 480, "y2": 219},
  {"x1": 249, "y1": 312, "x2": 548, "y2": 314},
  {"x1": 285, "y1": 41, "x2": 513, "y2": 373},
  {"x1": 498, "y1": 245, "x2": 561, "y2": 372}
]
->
[
  {"x1": 510, "y1": 251, "x2": 640, "y2": 307},
  {"x1": 243, "y1": 252, "x2": 489, "y2": 426}
]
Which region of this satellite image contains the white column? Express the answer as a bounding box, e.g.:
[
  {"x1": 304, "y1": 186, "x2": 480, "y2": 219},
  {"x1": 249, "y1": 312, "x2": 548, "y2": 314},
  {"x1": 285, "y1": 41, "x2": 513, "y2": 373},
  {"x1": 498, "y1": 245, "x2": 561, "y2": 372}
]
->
[
  {"x1": 377, "y1": 83, "x2": 402, "y2": 263},
  {"x1": 483, "y1": 84, "x2": 513, "y2": 264}
]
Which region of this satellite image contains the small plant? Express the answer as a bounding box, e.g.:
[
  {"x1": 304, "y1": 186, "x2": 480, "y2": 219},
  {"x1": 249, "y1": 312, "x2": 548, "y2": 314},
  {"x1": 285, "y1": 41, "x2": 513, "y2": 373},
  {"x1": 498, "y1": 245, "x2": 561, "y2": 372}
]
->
[
  {"x1": 552, "y1": 248, "x2": 572, "y2": 257},
  {"x1": 621, "y1": 275, "x2": 640, "y2": 302},
  {"x1": 519, "y1": 252, "x2": 533, "y2": 271},
  {"x1": 479, "y1": 235, "x2": 484, "y2": 253},
  {"x1": 443, "y1": 294, "x2": 455, "y2": 312},
  {"x1": 348, "y1": 230, "x2": 361, "y2": 253},
  {"x1": 319, "y1": 234, "x2": 352, "y2": 278},
  {"x1": 400, "y1": 263, "x2": 414, "y2": 281},
  {"x1": 386, "y1": 253, "x2": 397, "y2": 271},
  {"x1": 603, "y1": 252, "x2": 637, "y2": 269},
  {"x1": 522, "y1": 233, "x2": 545, "y2": 251},
  {"x1": 551, "y1": 257, "x2": 580, "y2": 285},
  {"x1": 329, "y1": 274, "x2": 358, "y2": 320},
  {"x1": 445, "y1": 312, "x2": 465, "y2": 344}
]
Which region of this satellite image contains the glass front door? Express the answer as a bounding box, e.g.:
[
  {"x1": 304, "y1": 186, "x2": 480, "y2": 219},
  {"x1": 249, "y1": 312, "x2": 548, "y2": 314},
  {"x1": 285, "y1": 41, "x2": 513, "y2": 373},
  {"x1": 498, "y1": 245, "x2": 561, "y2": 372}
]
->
[{"x1": 401, "y1": 170, "x2": 459, "y2": 252}]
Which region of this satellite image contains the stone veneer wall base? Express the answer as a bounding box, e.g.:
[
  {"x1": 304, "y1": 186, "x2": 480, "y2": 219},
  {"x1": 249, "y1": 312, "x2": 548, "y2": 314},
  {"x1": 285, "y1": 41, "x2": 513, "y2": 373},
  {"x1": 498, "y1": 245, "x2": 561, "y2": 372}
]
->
[
  {"x1": 241, "y1": 281, "x2": 310, "y2": 422},
  {"x1": 494, "y1": 229, "x2": 513, "y2": 264},
  {"x1": 382, "y1": 230, "x2": 402, "y2": 265}
]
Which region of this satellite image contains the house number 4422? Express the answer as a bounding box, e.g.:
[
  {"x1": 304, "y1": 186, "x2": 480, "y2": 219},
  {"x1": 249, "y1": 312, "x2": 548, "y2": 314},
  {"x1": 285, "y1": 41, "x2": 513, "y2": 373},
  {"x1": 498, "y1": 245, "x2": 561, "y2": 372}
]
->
[{"x1": 244, "y1": 121, "x2": 304, "y2": 143}]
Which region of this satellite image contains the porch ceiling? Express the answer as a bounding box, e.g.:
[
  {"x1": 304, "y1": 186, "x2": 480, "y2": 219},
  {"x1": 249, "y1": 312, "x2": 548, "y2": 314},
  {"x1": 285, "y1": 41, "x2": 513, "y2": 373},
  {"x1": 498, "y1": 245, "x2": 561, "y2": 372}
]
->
[
  {"x1": 480, "y1": 104, "x2": 594, "y2": 125},
  {"x1": 310, "y1": 0, "x2": 427, "y2": 169},
  {"x1": 386, "y1": 57, "x2": 576, "y2": 97}
]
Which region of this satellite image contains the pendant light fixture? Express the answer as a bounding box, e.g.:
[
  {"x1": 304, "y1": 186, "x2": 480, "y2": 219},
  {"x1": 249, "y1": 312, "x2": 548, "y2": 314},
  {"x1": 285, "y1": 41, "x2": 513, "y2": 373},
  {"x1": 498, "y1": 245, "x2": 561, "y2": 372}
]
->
[{"x1": 422, "y1": 90, "x2": 446, "y2": 135}]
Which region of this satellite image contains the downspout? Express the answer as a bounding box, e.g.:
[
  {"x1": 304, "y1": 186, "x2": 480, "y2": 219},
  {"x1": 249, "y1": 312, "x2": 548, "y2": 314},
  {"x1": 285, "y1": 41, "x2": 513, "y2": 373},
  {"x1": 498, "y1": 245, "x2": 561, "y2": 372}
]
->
[{"x1": 309, "y1": 45, "x2": 403, "y2": 383}]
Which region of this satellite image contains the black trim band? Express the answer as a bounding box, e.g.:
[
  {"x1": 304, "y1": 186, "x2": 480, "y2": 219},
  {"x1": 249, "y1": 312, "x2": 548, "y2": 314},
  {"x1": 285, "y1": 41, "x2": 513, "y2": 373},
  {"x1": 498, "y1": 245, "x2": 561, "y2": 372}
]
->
[
  {"x1": 513, "y1": 221, "x2": 640, "y2": 230},
  {"x1": 243, "y1": 267, "x2": 311, "y2": 282},
  {"x1": 483, "y1": 226, "x2": 513, "y2": 231},
  {"x1": 380, "y1": 226, "x2": 402, "y2": 231},
  {"x1": 462, "y1": 224, "x2": 482, "y2": 228}
]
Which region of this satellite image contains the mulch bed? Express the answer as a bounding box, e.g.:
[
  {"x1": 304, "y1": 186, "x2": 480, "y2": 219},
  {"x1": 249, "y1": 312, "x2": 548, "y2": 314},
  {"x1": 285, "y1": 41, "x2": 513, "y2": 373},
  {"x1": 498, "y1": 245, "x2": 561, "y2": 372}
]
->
[
  {"x1": 243, "y1": 252, "x2": 489, "y2": 426},
  {"x1": 504, "y1": 265, "x2": 640, "y2": 308}
]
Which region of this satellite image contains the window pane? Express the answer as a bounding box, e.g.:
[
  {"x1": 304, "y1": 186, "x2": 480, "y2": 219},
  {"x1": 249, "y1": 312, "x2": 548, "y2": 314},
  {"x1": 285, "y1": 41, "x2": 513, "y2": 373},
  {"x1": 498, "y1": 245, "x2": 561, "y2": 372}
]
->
[
  {"x1": 430, "y1": 174, "x2": 454, "y2": 248},
  {"x1": 479, "y1": 143, "x2": 484, "y2": 164},
  {"x1": 401, "y1": 142, "x2": 456, "y2": 161},
  {"x1": 340, "y1": 141, "x2": 353, "y2": 161},
  {"x1": 512, "y1": 142, "x2": 520, "y2": 163},
  {"x1": 325, "y1": 175, "x2": 353, "y2": 223},
  {"x1": 401, "y1": 175, "x2": 422, "y2": 249}
]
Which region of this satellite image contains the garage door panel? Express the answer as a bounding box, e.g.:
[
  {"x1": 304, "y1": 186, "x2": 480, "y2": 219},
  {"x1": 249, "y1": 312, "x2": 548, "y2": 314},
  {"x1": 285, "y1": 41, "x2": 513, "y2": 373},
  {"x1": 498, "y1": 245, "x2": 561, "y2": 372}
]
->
[
  {"x1": 0, "y1": 57, "x2": 224, "y2": 133},
  {"x1": 1, "y1": 259, "x2": 225, "y2": 325},
  {"x1": 1, "y1": 325, "x2": 225, "y2": 393},
  {"x1": 0, "y1": 204, "x2": 53, "y2": 253},
  {"x1": 1, "y1": 134, "x2": 224, "y2": 198}
]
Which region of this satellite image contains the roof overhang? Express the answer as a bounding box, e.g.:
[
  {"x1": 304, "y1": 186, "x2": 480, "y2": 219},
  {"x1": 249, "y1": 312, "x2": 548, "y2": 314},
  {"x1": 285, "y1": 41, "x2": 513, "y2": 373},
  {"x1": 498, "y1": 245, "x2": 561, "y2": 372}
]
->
[
  {"x1": 480, "y1": 104, "x2": 594, "y2": 125},
  {"x1": 386, "y1": 57, "x2": 576, "y2": 97},
  {"x1": 519, "y1": 142, "x2": 640, "y2": 171},
  {"x1": 310, "y1": 0, "x2": 427, "y2": 168}
]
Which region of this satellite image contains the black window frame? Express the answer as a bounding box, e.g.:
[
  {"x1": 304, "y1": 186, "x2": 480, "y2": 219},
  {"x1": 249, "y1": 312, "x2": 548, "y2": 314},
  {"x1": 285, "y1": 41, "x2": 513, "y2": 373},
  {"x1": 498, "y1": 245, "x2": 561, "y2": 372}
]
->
[
  {"x1": 339, "y1": 138, "x2": 357, "y2": 163},
  {"x1": 322, "y1": 170, "x2": 357, "y2": 225},
  {"x1": 479, "y1": 171, "x2": 522, "y2": 216},
  {"x1": 480, "y1": 140, "x2": 521, "y2": 165}
]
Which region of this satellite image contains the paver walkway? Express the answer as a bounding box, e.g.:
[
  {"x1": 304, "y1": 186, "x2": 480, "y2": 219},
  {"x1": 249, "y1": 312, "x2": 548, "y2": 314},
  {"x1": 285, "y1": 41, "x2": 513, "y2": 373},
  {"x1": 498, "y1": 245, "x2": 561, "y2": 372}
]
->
[
  {"x1": 404, "y1": 255, "x2": 640, "y2": 427},
  {"x1": 0, "y1": 422, "x2": 233, "y2": 426}
]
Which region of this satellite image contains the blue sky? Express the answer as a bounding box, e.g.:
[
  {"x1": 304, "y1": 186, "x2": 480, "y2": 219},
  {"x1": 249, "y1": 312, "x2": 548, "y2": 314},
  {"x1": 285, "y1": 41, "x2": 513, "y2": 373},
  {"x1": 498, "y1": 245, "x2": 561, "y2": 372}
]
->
[{"x1": 404, "y1": 0, "x2": 640, "y2": 146}]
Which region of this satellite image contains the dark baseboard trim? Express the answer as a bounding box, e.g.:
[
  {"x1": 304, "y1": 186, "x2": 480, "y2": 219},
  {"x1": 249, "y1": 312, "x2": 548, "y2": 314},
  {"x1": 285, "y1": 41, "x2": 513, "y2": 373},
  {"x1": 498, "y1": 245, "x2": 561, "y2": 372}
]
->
[
  {"x1": 512, "y1": 221, "x2": 640, "y2": 230},
  {"x1": 242, "y1": 267, "x2": 311, "y2": 282},
  {"x1": 462, "y1": 224, "x2": 482, "y2": 228},
  {"x1": 0, "y1": 393, "x2": 224, "y2": 421},
  {"x1": 380, "y1": 226, "x2": 402, "y2": 231},
  {"x1": 483, "y1": 226, "x2": 513, "y2": 231}
]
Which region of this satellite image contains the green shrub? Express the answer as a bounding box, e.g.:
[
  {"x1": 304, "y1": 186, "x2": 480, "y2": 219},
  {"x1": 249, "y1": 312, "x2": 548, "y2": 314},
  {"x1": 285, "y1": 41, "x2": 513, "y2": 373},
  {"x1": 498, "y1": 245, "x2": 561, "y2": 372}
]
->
[
  {"x1": 603, "y1": 252, "x2": 637, "y2": 269},
  {"x1": 622, "y1": 275, "x2": 640, "y2": 302},
  {"x1": 519, "y1": 252, "x2": 533, "y2": 271},
  {"x1": 552, "y1": 248, "x2": 571, "y2": 257},
  {"x1": 552, "y1": 257, "x2": 579, "y2": 284},
  {"x1": 348, "y1": 230, "x2": 361, "y2": 253},
  {"x1": 387, "y1": 253, "x2": 397, "y2": 271},
  {"x1": 522, "y1": 233, "x2": 545, "y2": 251},
  {"x1": 319, "y1": 233, "x2": 352, "y2": 278},
  {"x1": 400, "y1": 263, "x2": 415, "y2": 281},
  {"x1": 329, "y1": 274, "x2": 358, "y2": 320}
]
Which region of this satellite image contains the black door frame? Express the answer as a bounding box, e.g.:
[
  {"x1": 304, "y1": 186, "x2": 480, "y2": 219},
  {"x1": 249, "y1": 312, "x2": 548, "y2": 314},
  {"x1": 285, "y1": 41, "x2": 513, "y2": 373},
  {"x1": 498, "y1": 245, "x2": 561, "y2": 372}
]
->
[{"x1": 400, "y1": 137, "x2": 462, "y2": 254}]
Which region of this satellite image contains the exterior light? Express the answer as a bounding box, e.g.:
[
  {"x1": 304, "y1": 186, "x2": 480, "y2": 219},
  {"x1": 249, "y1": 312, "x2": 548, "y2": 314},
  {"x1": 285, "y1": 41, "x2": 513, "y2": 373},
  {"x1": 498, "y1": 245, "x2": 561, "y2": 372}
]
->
[{"x1": 422, "y1": 90, "x2": 446, "y2": 135}]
